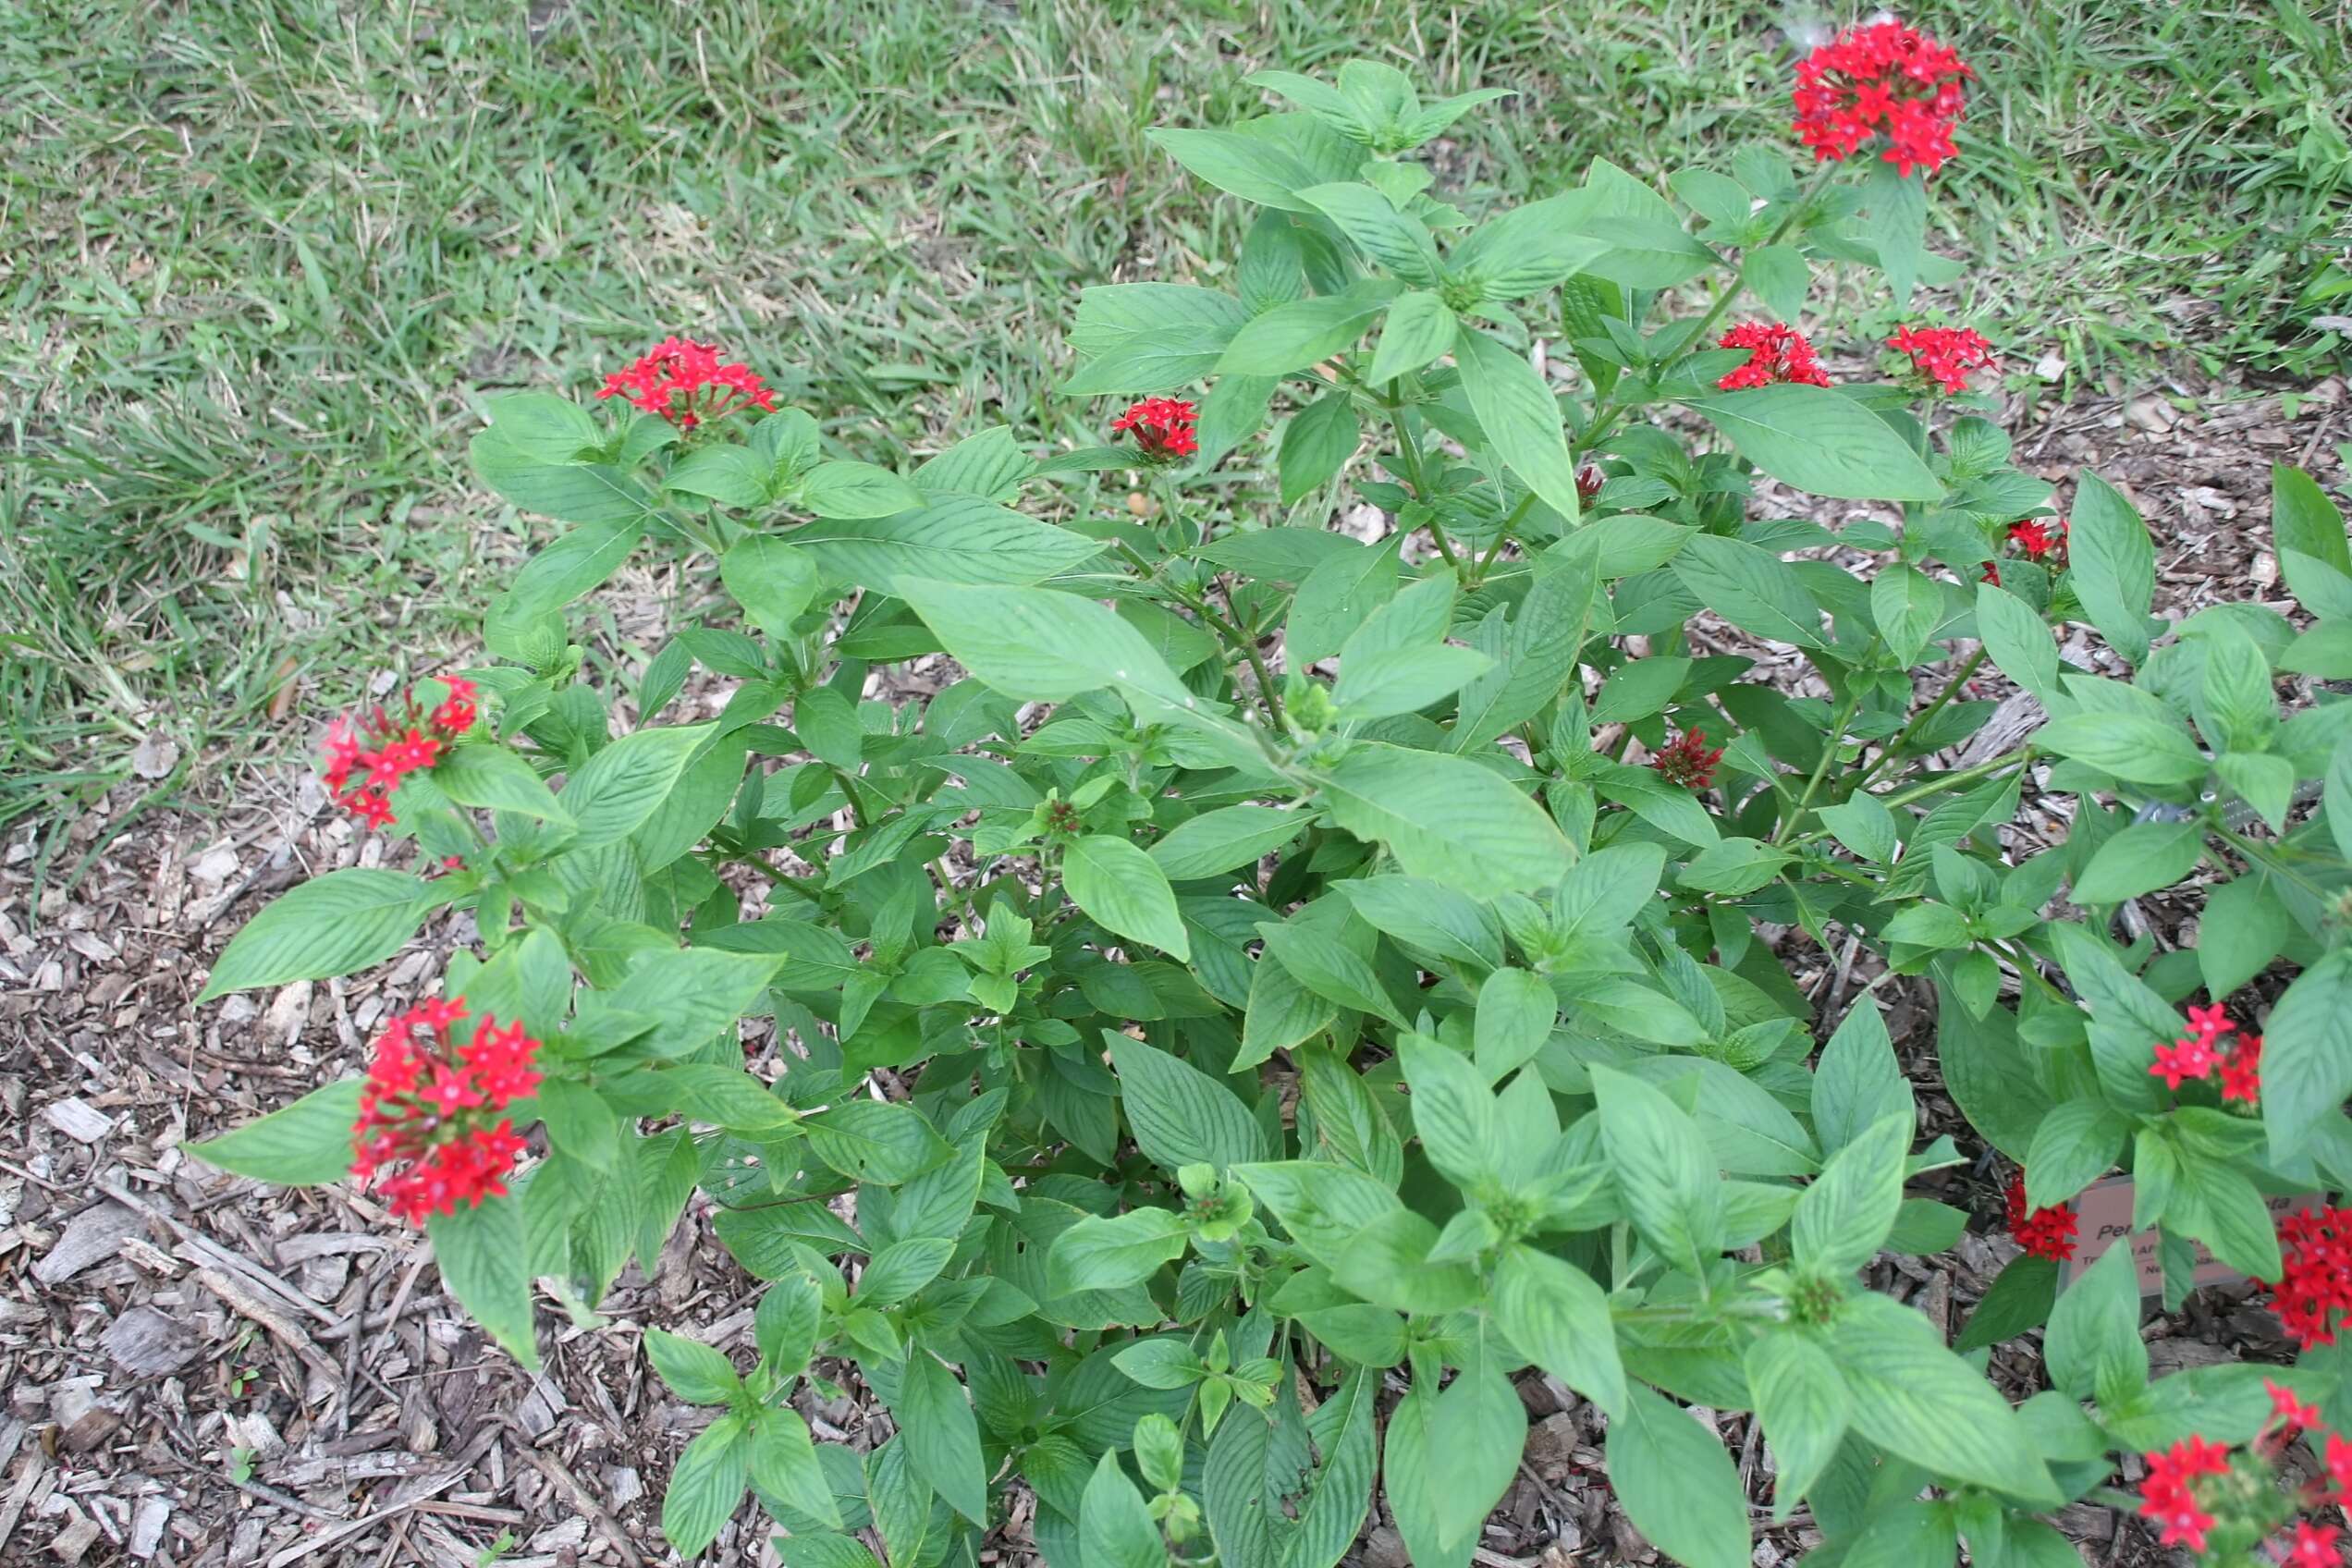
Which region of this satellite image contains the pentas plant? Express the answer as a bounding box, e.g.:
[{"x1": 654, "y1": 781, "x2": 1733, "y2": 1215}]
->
[{"x1": 185, "y1": 31, "x2": 2352, "y2": 1568}]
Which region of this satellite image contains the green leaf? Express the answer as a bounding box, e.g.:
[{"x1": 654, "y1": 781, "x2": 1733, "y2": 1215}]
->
[
  {"x1": 2045, "y1": 924, "x2": 2174, "y2": 1116},
  {"x1": 1297, "y1": 182, "x2": 1439, "y2": 284},
  {"x1": 1741, "y1": 244, "x2": 1809, "y2": 321},
  {"x1": 2068, "y1": 472, "x2": 2160, "y2": 663},
  {"x1": 1608, "y1": 1385, "x2": 1748, "y2": 1568},
  {"x1": 797, "y1": 497, "x2": 1104, "y2": 590},
  {"x1": 803, "y1": 1101, "x2": 954, "y2": 1185},
  {"x1": 1811, "y1": 1002, "x2": 1913, "y2": 1156},
  {"x1": 1671, "y1": 533, "x2": 1824, "y2": 647},
  {"x1": 1975, "y1": 583, "x2": 2063, "y2": 708},
  {"x1": 1793, "y1": 1111, "x2": 1910, "y2": 1276},
  {"x1": 645, "y1": 1328, "x2": 741, "y2": 1404},
  {"x1": 1335, "y1": 876, "x2": 1504, "y2": 969},
  {"x1": 664, "y1": 444, "x2": 771, "y2": 508},
  {"x1": 2261, "y1": 950, "x2": 2352, "y2": 1158},
  {"x1": 1218, "y1": 282, "x2": 1397, "y2": 375},
  {"x1": 1678, "y1": 836, "x2": 1793, "y2": 896},
  {"x1": 198, "y1": 869, "x2": 432, "y2": 1000},
  {"x1": 1231, "y1": 1160, "x2": 1400, "y2": 1267},
  {"x1": 2024, "y1": 1100, "x2": 2126, "y2": 1209},
  {"x1": 601, "y1": 947, "x2": 787, "y2": 1059},
  {"x1": 1366, "y1": 289, "x2": 1458, "y2": 383},
  {"x1": 434, "y1": 743, "x2": 570, "y2": 824},
  {"x1": 1256, "y1": 920, "x2": 1404, "y2": 1026},
  {"x1": 1150, "y1": 804, "x2": 1308, "y2": 881},
  {"x1": 1064, "y1": 835, "x2": 1190, "y2": 961},
  {"x1": 1113, "y1": 1340, "x2": 1206, "y2": 1390},
  {"x1": 472, "y1": 435, "x2": 655, "y2": 526},
  {"x1": 801, "y1": 459, "x2": 925, "y2": 519},
  {"x1": 662, "y1": 1415, "x2": 748, "y2": 1557},
  {"x1": 720, "y1": 537, "x2": 823, "y2": 642},
  {"x1": 2039, "y1": 712, "x2": 2206, "y2": 785},
  {"x1": 2197, "y1": 874, "x2": 2294, "y2": 999},
  {"x1": 1954, "y1": 1254, "x2": 2061, "y2": 1353},
  {"x1": 1047, "y1": 1208, "x2": 1189, "y2": 1294},
  {"x1": 1591, "y1": 1066, "x2": 1721, "y2": 1273},
  {"x1": 1836, "y1": 1292, "x2": 2059, "y2": 1503},
  {"x1": 2192, "y1": 619, "x2": 2277, "y2": 754},
  {"x1": 427, "y1": 1194, "x2": 537, "y2": 1368},
  {"x1": 1745, "y1": 1330, "x2": 1850, "y2": 1518},
  {"x1": 1591, "y1": 655, "x2": 1690, "y2": 724},
  {"x1": 2045, "y1": 1243, "x2": 2149, "y2": 1408},
  {"x1": 1449, "y1": 195, "x2": 1612, "y2": 300},
  {"x1": 2272, "y1": 465, "x2": 2352, "y2": 605},
  {"x1": 190, "y1": 1080, "x2": 361, "y2": 1184},
  {"x1": 1455, "y1": 327, "x2": 1585, "y2": 525},
  {"x1": 1862, "y1": 160, "x2": 1928, "y2": 310},
  {"x1": 856, "y1": 1237, "x2": 956, "y2": 1307},
  {"x1": 894, "y1": 1354, "x2": 989, "y2": 1524},
  {"x1": 1148, "y1": 127, "x2": 1326, "y2": 213},
  {"x1": 1110, "y1": 1035, "x2": 1264, "y2": 1171},
  {"x1": 749, "y1": 1409, "x2": 840, "y2": 1526},
  {"x1": 1384, "y1": 1363, "x2": 1525, "y2": 1568},
  {"x1": 480, "y1": 391, "x2": 599, "y2": 460},
  {"x1": 1080, "y1": 1449, "x2": 1167, "y2": 1568},
  {"x1": 1317, "y1": 742, "x2": 1574, "y2": 895},
  {"x1": 1871, "y1": 565, "x2": 1942, "y2": 664},
  {"x1": 1494, "y1": 1243, "x2": 1626, "y2": 1416},
  {"x1": 1204, "y1": 1367, "x2": 1378, "y2": 1568},
  {"x1": 894, "y1": 578, "x2": 1221, "y2": 756},
  {"x1": 1684, "y1": 385, "x2": 1942, "y2": 503},
  {"x1": 1398, "y1": 1035, "x2": 1497, "y2": 1188},
  {"x1": 1474, "y1": 968, "x2": 1557, "y2": 1083},
  {"x1": 1819, "y1": 791, "x2": 1900, "y2": 864},
  {"x1": 1330, "y1": 644, "x2": 1491, "y2": 720},
  {"x1": 487, "y1": 511, "x2": 644, "y2": 644},
  {"x1": 2070, "y1": 819, "x2": 2203, "y2": 903},
  {"x1": 1278, "y1": 391, "x2": 1362, "y2": 506},
  {"x1": 559, "y1": 723, "x2": 717, "y2": 848},
  {"x1": 1062, "y1": 327, "x2": 1237, "y2": 397}
]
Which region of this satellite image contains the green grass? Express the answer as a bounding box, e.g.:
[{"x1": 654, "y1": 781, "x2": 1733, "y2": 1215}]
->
[{"x1": 4, "y1": 0, "x2": 2346, "y2": 864}]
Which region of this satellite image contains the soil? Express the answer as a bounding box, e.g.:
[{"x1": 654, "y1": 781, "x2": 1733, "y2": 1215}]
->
[{"x1": 4, "y1": 371, "x2": 2346, "y2": 1567}]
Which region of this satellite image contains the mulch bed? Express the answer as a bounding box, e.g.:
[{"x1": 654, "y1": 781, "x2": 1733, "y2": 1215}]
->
[{"x1": 3, "y1": 372, "x2": 2345, "y2": 1566}]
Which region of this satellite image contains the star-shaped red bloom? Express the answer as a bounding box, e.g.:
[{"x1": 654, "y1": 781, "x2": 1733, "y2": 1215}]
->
[
  {"x1": 1716, "y1": 322, "x2": 1833, "y2": 389},
  {"x1": 1793, "y1": 20, "x2": 1972, "y2": 178}
]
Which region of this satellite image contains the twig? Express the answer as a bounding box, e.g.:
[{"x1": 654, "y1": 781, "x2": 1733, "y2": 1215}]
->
[
  {"x1": 193, "y1": 1268, "x2": 341, "y2": 1381},
  {"x1": 512, "y1": 1426, "x2": 647, "y2": 1568},
  {"x1": 227, "y1": 1473, "x2": 344, "y2": 1524},
  {"x1": 99, "y1": 1178, "x2": 338, "y2": 1326}
]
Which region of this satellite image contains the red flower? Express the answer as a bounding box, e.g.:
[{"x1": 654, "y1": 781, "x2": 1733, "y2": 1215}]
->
[
  {"x1": 2006, "y1": 518, "x2": 2068, "y2": 562},
  {"x1": 1648, "y1": 728, "x2": 1724, "y2": 790},
  {"x1": 1793, "y1": 20, "x2": 1972, "y2": 178},
  {"x1": 2327, "y1": 1430, "x2": 2352, "y2": 1499},
  {"x1": 1715, "y1": 322, "x2": 1833, "y2": 390},
  {"x1": 2004, "y1": 1169, "x2": 2080, "y2": 1262},
  {"x1": 1978, "y1": 559, "x2": 2002, "y2": 586},
  {"x1": 2266, "y1": 1378, "x2": 2323, "y2": 1433},
  {"x1": 2273, "y1": 1207, "x2": 2352, "y2": 1349},
  {"x1": 319, "y1": 677, "x2": 480, "y2": 831},
  {"x1": 2286, "y1": 1520, "x2": 2343, "y2": 1568},
  {"x1": 1110, "y1": 397, "x2": 1200, "y2": 462},
  {"x1": 1888, "y1": 325, "x2": 1995, "y2": 395},
  {"x1": 2149, "y1": 1002, "x2": 2238, "y2": 1090},
  {"x1": 352, "y1": 998, "x2": 544, "y2": 1226},
  {"x1": 2137, "y1": 1436, "x2": 2230, "y2": 1553},
  {"x1": 596, "y1": 337, "x2": 778, "y2": 430},
  {"x1": 2220, "y1": 1032, "x2": 2263, "y2": 1104},
  {"x1": 1576, "y1": 465, "x2": 1606, "y2": 506}
]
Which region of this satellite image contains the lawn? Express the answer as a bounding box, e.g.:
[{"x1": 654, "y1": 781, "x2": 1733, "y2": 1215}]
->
[{"x1": 5, "y1": 0, "x2": 2346, "y2": 863}]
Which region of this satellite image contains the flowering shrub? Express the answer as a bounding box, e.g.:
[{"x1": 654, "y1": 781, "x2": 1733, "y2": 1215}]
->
[{"x1": 186, "y1": 26, "x2": 2352, "y2": 1568}]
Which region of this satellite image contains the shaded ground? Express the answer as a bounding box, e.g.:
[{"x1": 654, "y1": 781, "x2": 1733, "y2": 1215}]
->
[{"x1": 3, "y1": 374, "x2": 2346, "y2": 1564}]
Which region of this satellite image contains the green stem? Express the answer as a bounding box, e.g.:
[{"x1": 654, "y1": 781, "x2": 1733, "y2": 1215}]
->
[
  {"x1": 1853, "y1": 646, "x2": 1989, "y2": 795},
  {"x1": 1772, "y1": 651, "x2": 1875, "y2": 846},
  {"x1": 736, "y1": 855, "x2": 828, "y2": 903},
  {"x1": 1471, "y1": 491, "x2": 1537, "y2": 586},
  {"x1": 1112, "y1": 538, "x2": 1284, "y2": 729}
]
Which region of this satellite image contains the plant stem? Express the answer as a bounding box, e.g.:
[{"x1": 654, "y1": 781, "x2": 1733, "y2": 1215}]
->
[
  {"x1": 1111, "y1": 538, "x2": 1284, "y2": 729},
  {"x1": 1772, "y1": 647, "x2": 1876, "y2": 846},
  {"x1": 1470, "y1": 491, "x2": 1537, "y2": 585},
  {"x1": 1853, "y1": 646, "x2": 1989, "y2": 795}
]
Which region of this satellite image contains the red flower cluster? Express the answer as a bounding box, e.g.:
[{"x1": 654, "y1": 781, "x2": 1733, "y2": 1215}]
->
[
  {"x1": 2148, "y1": 1002, "x2": 2262, "y2": 1102},
  {"x1": 1648, "y1": 729, "x2": 1724, "y2": 790},
  {"x1": 2136, "y1": 1387, "x2": 2351, "y2": 1562},
  {"x1": 1792, "y1": 20, "x2": 1972, "y2": 178},
  {"x1": 2003, "y1": 1168, "x2": 2080, "y2": 1262},
  {"x1": 351, "y1": 998, "x2": 542, "y2": 1226},
  {"x1": 2273, "y1": 1207, "x2": 2352, "y2": 1349},
  {"x1": 322, "y1": 677, "x2": 479, "y2": 831},
  {"x1": 596, "y1": 337, "x2": 778, "y2": 429},
  {"x1": 1109, "y1": 397, "x2": 1199, "y2": 462},
  {"x1": 1888, "y1": 325, "x2": 1995, "y2": 394},
  {"x1": 1715, "y1": 322, "x2": 1833, "y2": 390},
  {"x1": 2007, "y1": 517, "x2": 2068, "y2": 563},
  {"x1": 1576, "y1": 465, "x2": 1606, "y2": 507}
]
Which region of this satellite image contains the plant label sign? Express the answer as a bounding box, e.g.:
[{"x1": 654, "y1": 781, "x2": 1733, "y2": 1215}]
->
[{"x1": 2060, "y1": 1176, "x2": 2324, "y2": 1294}]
